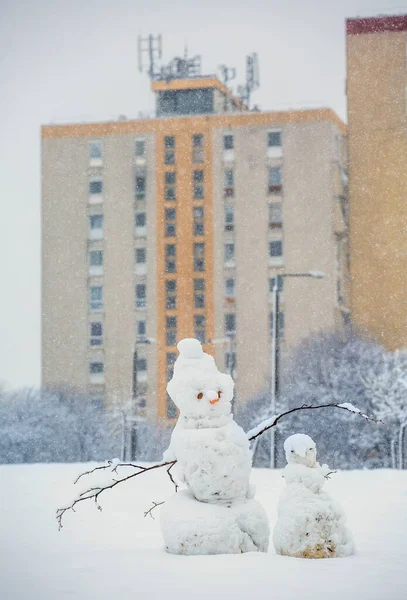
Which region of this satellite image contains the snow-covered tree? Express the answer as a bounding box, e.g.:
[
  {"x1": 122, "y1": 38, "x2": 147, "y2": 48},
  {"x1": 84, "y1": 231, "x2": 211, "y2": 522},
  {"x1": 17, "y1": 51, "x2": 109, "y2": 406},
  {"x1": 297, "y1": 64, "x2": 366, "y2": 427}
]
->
[{"x1": 362, "y1": 350, "x2": 407, "y2": 469}]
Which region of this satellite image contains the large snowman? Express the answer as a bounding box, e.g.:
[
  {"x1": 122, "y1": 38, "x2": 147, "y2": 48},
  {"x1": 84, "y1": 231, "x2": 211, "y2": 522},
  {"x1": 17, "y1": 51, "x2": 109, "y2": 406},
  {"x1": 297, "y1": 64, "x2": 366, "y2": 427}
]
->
[
  {"x1": 160, "y1": 338, "x2": 270, "y2": 555},
  {"x1": 273, "y1": 433, "x2": 354, "y2": 559}
]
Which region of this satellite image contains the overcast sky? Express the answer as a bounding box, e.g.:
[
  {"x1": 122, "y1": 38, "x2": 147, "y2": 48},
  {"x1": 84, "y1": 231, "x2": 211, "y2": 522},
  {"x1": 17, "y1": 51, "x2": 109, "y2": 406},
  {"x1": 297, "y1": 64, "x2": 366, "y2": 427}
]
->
[{"x1": 0, "y1": 0, "x2": 404, "y2": 389}]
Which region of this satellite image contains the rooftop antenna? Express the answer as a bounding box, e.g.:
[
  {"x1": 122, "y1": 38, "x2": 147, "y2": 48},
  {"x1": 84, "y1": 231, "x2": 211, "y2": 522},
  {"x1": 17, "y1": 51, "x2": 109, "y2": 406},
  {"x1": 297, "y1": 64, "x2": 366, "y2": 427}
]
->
[
  {"x1": 138, "y1": 34, "x2": 163, "y2": 80},
  {"x1": 238, "y1": 53, "x2": 260, "y2": 108},
  {"x1": 219, "y1": 65, "x2": 237, "y2": 111}
]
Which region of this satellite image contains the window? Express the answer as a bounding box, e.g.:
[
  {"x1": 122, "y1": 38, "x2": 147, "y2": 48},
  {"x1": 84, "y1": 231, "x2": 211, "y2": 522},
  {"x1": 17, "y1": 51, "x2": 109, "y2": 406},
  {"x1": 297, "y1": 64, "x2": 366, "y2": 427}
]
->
[
  {"x1": 270, "y1": 311, "x2": 285, "y2": 338},
  {"x1": 137, "y1": 320, "x2": 146, "y2": 337},
  {"x1": 89, "y1": 361, "x2": 104, "y2": 374},
  {"x1": 193, "y1": 134, "x2": 204, "y2": 163},
  {"x1": 269, "y1": 240, "x2": 283, "y2": 257},
  {"x1": 166, "y1": 279, "x2": 177, "y2": 309},
  {"x1": 89, "y1": 179, "x2": 103, "y2": 195},
  {"x1": 166, "y1": 316, "x2": 177, "y2": 346},
  {"x1": 194, "y1": 314, "x2": 206, "y2": 343},
  {"x1": 268, "y1": 167, "x2": 282, "y2": 194},
  {"x1": 268, "y1": 131, "x2": 282, "y2": 147},
  {"x1": 165, "y1": 136, "x2": 175, "y2": 165},
  {"x1": 136, "y1": 283, "x2": 146, "y2": 308},
  {"x1": 224, "y1": 169, "x2": 234, "y2": 197},
  {"x1": 225, "y1": 278, "x2": 235, "y2": 298},
  {"x1": 165, "y1": 172, "x2": 176, "y2": 185},
  {"x1": 269, "y1": 203, "x2": 283, "y2": 228},
  {"x1": 135, "y1": 212, "x2": 146, "y2": 228},
  {"x1": 165, "y1": 207, "x2": 176, "y2": 237},
  {"x1": 225, "y1": 205, "x2": 234, "y2": 231},
  {"x1": 224, "y1": 243, "x2": 235, "y2": 264},
  {"x1": 225, "y1": 313, "x2": 236, "y2": 335},
  {"x1": 269, "y1": 275, "x2": 284, "y2": 293},
  {"x1": 224, "y1": 134, "x2": 234, "y2": 150},
  {"x1": 89, "y1": 250, "x2": 103, "y2": 266},
  {"x1": 135, "y1": 139, "x2": 145, "y2": 157},
  {"x1": 194, "y1": 242, "x2": 205, "y2": 272},
  {"x1": 225, "y1": 352, "x2": 236, "y2": 371},
  {"x1": 135, "y1": 175, "x2": 146, "y2": 200},
  {"x1": 165, "y1": 244, "x2": 176, "y2": 273},
  {"x1": 89, "y1": 214, "x2": 103, "y2": 229},
  {"x1": 165, "y1": 172, "x2": 176, "y2": 201},
  {"x1": 193, "y1": 206, "x2": 204, "y2": 236},
  {"x1": 193, "y1": 171, "x2": 204, "y2": 200},
  {"x1": 136, "y1": 358, "x2": 147, "y2": 372},
  {"x1": 135, "y1": 248, "x2": 146, "y2": 263},
  {"x1": 194, "y1": 278, "x2": 205, "y2": 308},
  {"x1": 89, "y1": 286, "x2": 103, "y2": 310},
  {"x1": 90, "y1": 322, "x2": 103, "y2": 346},
  {"x1": 89, "y1": 140, "x2": 103, "y2": 160}
]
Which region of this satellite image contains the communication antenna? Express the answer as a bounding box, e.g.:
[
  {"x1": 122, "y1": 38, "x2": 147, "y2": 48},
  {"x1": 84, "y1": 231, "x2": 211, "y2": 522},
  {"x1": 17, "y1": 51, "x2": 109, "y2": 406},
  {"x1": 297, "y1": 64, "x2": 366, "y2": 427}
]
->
[
  {"x1": 238, "y1": 53, "x2": 260, "y2": 108},
  {"x1": 219, "y1": 64, "x2": 237, "y2": 87},
  {"x1": 138, "y1": 34, "x2": 163, "y2": 80}
]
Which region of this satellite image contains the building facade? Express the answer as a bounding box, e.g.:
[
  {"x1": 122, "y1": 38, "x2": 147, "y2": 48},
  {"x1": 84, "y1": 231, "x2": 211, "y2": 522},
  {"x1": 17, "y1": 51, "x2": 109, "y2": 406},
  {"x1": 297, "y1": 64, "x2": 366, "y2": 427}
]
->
[
  {"x1": 42, "y1": 76, "x2": 348, "y2": 420},
  {"x1": 347, "y1": 15, "x2": 407, "y2": 350}
]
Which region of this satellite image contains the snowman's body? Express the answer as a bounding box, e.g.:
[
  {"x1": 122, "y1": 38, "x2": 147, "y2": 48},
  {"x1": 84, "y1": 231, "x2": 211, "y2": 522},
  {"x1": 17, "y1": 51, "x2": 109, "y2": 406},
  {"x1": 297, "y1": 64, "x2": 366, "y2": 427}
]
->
[
  {"x1": 273, "y1": 434, "x2": 354, "y2": 559},
  {"x1": 160, "y1": 339, "x2": 269, "y2": 555},
  {"x1": 165, "y1": 416, "x2": 252, "y2": 503}
]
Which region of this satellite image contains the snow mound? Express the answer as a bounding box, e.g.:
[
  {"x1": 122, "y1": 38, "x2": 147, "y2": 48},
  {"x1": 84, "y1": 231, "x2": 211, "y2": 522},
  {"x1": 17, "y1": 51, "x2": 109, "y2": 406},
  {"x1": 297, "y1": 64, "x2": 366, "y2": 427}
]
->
[
  {"x1": 161, "y1": 490, "x2": 270, "y2": 555},
  {"x1": 177, "y1": 338, "x2": 204, "y2": 359}
]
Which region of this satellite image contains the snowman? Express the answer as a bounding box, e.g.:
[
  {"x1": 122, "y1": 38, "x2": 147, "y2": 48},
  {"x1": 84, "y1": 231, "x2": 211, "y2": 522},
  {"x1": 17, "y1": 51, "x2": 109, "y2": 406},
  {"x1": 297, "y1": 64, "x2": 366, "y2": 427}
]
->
[
  {"x1": 160, "y1": 338, "x2": 270, "y2": 555},
  {"x1": 273, "y1": 433, "x2": 354, "y2": 559}
]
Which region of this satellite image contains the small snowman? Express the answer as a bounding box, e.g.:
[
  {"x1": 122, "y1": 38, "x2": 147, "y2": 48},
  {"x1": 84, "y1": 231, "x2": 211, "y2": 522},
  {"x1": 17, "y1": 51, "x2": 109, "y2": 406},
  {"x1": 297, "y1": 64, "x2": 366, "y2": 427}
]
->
[
  {"x1": 273, "y1": 433, "x2": 354, "y2": 559},
  {"x1": 160, "y1": 338, "x2": 269, "y2": 555}
]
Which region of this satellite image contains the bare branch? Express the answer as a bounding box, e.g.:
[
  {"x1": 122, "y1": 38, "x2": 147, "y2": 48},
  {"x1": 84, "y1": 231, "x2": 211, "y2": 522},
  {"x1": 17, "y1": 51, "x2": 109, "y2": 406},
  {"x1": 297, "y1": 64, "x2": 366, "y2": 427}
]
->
[
  {"x1": 74, "y1": 460, "x2": 148, "y2": 484},
  {"x1": 144, "y1": 501, "x2": 165, "y2": 519},
  {"x1": 247, "y1": 402, "x2": 380, "y2": 442},
  {"x1": 166, "y1": 462, "x2": 179, "y2": 492},
  {"x1": 324, "y1": 471, "x2": 337, "y2": 480},
  {"x1": 56, "y1": 460, "x2": 176, "y2": 530}
]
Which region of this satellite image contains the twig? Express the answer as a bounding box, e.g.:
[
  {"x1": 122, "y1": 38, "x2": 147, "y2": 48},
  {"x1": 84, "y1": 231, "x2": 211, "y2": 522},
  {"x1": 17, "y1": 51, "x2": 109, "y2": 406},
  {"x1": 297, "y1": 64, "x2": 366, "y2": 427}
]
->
[
  {"x1": 247, "y1": 402, "x2": 380, "y2": 442},
  {"x1": 324, "y1": 471, "x2": 337, "y2": 480},
  {"x1": 56, "y1": 460, "x2": 176, "y2": 530},
  {"x1": 74, "y1": 461, "x2": 148, "y2": 484},
  {"x1": 144, "y1": 501, "x2": 165, "y2": 519},
  {"x1": 166, "y1": 462, "x2": 179, "y2": 492}
]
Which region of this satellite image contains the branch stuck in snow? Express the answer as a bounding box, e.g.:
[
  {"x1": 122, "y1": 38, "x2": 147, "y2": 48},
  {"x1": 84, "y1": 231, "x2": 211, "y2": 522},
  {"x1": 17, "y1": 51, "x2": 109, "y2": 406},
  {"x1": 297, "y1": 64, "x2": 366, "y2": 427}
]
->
[
  {"x1": 56, "y1": 401, "x2": 379, "y2": 529},
  {"x1": 144, "y1": 501, "x2": 165, "y2": 519},
  {"x1": 56, "y1": 460, "x2": 176, "y2": 530}
]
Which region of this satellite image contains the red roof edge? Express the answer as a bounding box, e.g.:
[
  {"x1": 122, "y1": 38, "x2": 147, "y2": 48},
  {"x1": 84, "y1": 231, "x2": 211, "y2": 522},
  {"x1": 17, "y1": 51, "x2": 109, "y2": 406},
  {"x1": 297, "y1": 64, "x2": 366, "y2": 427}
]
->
[{"x1": 346, "y1": 14, "x2": 407, "y2": 35}]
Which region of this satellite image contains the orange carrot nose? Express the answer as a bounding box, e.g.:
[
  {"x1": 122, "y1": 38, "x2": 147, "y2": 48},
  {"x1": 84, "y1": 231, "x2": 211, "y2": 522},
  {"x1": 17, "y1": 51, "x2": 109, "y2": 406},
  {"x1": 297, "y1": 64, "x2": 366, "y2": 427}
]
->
[{"x1": 209, "y1": 397, "x2": 219, "y2": 405}]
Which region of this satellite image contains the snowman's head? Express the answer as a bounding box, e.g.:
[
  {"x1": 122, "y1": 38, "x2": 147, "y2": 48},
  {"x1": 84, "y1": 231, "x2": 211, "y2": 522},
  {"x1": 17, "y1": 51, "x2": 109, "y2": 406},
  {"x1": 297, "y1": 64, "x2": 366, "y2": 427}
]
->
[
  {"x1": 284, "y1": 433, "x2": 317, "y2": 467},
  {"x1": 167, "y1": 338, "x2": 234, "y2": 419}
]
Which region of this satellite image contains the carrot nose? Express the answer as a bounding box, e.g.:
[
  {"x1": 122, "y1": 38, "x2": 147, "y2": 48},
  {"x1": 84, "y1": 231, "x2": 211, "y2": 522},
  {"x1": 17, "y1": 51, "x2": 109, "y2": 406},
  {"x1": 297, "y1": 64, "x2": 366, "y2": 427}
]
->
[{"x1": 209, "y1": 397, "x2": 219, "y2": 405}]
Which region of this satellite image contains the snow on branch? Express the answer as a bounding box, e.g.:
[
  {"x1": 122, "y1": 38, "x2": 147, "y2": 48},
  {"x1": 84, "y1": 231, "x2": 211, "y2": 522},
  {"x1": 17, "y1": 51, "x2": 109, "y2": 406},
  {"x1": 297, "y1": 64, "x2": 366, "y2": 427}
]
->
[
  {"x1": 247, "y1": 402, "x2": 380, "y2": 442},
  {"x1": 56, "y1": 402, "x2": 379, "y2": 530}
]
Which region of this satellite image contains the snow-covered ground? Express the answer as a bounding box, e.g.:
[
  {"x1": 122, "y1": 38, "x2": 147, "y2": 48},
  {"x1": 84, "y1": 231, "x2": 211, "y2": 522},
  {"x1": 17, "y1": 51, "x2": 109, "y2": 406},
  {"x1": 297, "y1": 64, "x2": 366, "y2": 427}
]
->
[{"x1": 1, "y1": 464, "x2": 406, "y2": 600}]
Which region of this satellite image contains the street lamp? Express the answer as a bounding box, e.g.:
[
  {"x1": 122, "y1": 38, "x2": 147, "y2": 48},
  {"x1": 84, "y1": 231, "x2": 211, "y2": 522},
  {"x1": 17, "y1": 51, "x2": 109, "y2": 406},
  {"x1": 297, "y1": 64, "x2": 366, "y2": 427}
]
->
[
  {"x1": 130, "y1": 336, "x2": 156, "y2": 460},
  {"x1": 269, "y1": 271, "x2": 325, "y2": 468}
]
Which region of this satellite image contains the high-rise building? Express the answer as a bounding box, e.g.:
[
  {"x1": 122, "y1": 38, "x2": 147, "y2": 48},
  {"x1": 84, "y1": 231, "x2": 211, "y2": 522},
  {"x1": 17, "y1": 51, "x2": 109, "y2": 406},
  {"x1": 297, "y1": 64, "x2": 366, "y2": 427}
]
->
[
  {"x1": 347, "y1": 15, "x2": 407, "y2": 350},
  {"x1": 42, "y1": 49, "x2": 348, "y2": 420}
]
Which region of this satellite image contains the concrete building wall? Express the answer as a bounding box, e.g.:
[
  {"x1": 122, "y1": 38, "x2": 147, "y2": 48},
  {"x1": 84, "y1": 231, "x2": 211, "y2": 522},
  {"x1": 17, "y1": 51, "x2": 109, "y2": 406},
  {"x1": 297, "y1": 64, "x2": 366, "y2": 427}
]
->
[
  {"x1": 42, "y1": 137, "x2": 89, "y2": 391},
  {"x1": 347, "y1": 18, "x2": 407, "y2": 349}
]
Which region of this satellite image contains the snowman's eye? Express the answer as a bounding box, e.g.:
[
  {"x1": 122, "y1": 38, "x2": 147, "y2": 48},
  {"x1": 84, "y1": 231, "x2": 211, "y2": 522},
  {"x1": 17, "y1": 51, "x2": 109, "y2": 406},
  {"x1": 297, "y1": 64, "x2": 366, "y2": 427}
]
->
[
  {"x1": 197, "y1": 392, "x2": 203, "y2": 400},
  {"x1": 291, "y1": 450, "x2": 294, "y2": 453},
  {"x1": 217, "y1": 390, "x2": 222, "y2": 398},
  {"x1": 309, "y1": 448, "x2": 313, "y2": 450}
]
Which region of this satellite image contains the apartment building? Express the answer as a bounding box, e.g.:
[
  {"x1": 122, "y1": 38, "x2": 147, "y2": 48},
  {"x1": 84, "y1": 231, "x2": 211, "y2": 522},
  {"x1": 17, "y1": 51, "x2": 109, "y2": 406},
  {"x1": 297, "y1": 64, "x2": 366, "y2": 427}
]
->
[
  {"x1": 347, "y1": 15, "x2": 407, "y2": 350},
  {"x1": 42, "y1": 69, "x2": 348, "y2": 420}
]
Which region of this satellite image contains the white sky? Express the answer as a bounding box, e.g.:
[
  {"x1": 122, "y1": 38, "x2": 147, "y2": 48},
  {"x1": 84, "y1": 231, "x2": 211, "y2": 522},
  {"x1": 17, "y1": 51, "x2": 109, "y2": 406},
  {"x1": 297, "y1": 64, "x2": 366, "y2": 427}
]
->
[{"x1": 0, "y1": 0, "x2": 404, "y2": 389}]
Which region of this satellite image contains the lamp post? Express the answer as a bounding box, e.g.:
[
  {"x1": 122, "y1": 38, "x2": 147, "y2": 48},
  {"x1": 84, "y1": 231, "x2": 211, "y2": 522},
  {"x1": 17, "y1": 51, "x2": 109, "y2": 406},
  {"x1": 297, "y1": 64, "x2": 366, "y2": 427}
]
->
[
  {"x1": 130, "y1": 336, "x2": 156, "y2": 461},
  {"x1": 270, "y1": 271, "x2": 325, "y2": 468}
]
